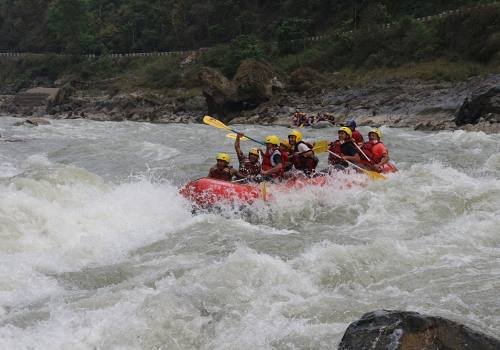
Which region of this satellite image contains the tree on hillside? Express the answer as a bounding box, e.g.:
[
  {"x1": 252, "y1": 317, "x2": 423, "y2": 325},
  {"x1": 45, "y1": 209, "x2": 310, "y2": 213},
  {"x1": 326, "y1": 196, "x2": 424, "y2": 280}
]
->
[
  {"x1": 0, "y1": 0, "x2": 52, "y2": 52},
  {"x1": 47, "y1": 0, "x2": 93, "y2": 54},
  {"x1": 276, "y1": 17, "x2": 313, "y2": 53}
]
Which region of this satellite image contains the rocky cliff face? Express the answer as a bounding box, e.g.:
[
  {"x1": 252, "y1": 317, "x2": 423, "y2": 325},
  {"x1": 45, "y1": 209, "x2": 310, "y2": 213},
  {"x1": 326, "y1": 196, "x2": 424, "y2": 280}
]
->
[{"x1": 1, "y1": 61, "x2": 499, "y2": 133}]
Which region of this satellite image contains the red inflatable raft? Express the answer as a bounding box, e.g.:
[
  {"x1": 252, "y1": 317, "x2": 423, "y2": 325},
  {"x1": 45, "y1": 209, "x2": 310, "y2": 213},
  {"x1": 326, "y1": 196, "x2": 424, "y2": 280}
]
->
[
  {"x1": 180, "y1": 163, "x2": 398, "y2": 207},
  {"x1": 179, "y1": 175, "x2": 354, "y2": 207},
  {"x1": 180, "y1": 177, "x2": 263, "y2": 207}
]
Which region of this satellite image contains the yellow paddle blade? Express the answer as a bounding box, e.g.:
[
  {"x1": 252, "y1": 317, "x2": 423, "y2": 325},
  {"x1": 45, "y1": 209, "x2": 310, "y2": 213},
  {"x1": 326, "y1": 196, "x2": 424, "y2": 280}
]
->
[
  {"x1": 226, "y1": 133, "x2": 250, "y2": 141},
  {"x1": 261, "y1": 181, "x2": 267, "y2": 201},
  {"x1": 363, "y1": 169, "x2": 386, "y2": 180},
  {"x1": 203, "y1": 115, "x2": 231, "y2": 130},
  {"x1": 312, "y1": 140, "x2": 328, "y2": 154}
]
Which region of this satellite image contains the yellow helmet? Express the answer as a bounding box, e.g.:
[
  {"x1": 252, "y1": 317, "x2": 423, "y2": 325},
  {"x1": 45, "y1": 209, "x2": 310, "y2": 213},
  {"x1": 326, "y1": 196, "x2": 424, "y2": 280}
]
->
[
  {"x1": 288, "y1": 130, "x2": 302, "y2": 142},
  {"x1": 280, "y1": 139, "x2": 291, "y2": 151},
  {"x1": 249, "y1": 148, "x2": 259, "y2": 157},
  {"x1": 216, "y1": 152, "x2": 231, "y2": 163},
  {"x1": 264, "y1": 135, "x2": 280, "y2": 146},
  {"x1": 369, "y1": 129, "x2": 382, "y2": 140},
  {"x1": 338, "y1": 126, "x2": 352, "y2": 138}
]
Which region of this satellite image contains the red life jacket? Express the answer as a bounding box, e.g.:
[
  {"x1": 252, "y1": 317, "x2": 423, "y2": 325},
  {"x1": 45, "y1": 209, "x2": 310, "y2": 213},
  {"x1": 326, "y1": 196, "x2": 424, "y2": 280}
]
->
[
  {"x1": 262, "y1": 148, "x2": 282, "y2": 177},
  {"x1": 328, "y1": 138, "x2": 354, "y2": 165},
  {"x1": 351, "y1": 130, "x2": 364, "y2": 145},
  {"x1": 281, "y1": 151, "x2": 289, "y2": 174},
  {"x1": 361, "y1": 141, "x2": 387, "y2": 164},
  {"x1": 291, "y1": 141, "x2": 318, "y2": 174}
]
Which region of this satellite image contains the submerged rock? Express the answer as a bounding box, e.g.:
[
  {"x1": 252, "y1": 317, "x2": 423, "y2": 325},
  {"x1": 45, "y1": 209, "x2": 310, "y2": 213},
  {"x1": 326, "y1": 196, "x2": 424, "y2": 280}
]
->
[
  {"x1": 13, "y1": 117, "x2": 51, "y2": 126},
  {"x1": 338, "y1": 310, "x2": 500, "y2": 350}
]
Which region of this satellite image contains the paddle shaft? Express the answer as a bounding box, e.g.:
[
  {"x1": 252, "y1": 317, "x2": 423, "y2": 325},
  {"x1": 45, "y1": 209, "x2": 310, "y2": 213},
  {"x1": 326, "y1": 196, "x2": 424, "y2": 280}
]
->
[
  {"x1": 327, "y1": 150, "x2": 371, "y2": 173},
  {"x1": 230, "y1": 129, "x2": 265, "y2": 145},
  {"x1": 354, "y1": 143, "x2": 373, "y2": 163},
  {"x1": 203, "y1": 115, "x2": 265, "y2": 145}
]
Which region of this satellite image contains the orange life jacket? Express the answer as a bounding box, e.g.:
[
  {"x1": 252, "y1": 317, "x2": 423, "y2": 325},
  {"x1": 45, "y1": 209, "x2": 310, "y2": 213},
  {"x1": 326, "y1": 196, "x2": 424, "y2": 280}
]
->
[{"x1": 361, "y1": 141, "x2": 387, "y2": 164}]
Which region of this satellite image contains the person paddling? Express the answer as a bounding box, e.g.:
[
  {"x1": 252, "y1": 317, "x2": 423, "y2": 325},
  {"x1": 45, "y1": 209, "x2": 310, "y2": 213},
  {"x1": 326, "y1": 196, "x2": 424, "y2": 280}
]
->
[
  {"x1": 346, "y1": 120, "x2": 364, "y2": 146},
  {"x1": 234, "y1": 133, "x2": 261, "y2": 180},
  {"x1": 260, "y1": 135, "x2": 283, "y2": 181},
  {"x1": 328, "y1": 127, "x2": 361, "y2": 170},
  {"x1": 288, "y1": 130, "x2": 319, "y2": 176},
  {"x1": 208, "y1": 153, "x2": 238, "y2": 181},
  {"x1": 360, "y1": 129, "x2": 390, "y2": 172}
]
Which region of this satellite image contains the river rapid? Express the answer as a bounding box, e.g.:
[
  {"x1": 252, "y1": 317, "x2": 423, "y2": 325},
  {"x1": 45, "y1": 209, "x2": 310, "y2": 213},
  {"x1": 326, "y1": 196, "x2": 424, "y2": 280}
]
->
[{"x1": 0, "y1": 116, "x2": 499, "y2": 349}]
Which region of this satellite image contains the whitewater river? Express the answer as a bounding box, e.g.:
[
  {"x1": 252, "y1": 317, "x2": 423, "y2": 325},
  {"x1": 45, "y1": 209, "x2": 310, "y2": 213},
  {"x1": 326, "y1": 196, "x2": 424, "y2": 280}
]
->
[{"x1": 0, "y1": 116, "x2": 499, "y2": 349}]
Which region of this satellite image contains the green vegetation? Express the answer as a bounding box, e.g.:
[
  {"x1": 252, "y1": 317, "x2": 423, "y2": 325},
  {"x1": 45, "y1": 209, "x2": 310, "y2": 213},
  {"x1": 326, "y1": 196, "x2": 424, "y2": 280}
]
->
[{"x1": 0, "y1": 0, "x2": 499, "y2": 91}]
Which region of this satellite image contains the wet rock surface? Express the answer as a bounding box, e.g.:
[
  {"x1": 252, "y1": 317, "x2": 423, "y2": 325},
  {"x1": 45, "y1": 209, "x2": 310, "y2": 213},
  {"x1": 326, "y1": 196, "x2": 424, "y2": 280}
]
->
[
  {"x1": 456, "y1": 80, "x2": 500, "y2": 127},
  {"x1": 230, "y1": 74, "x2": 500, "y2": 133},
  {"x1": 338, "y1": 310, "x2": 500, "y2": 350}
]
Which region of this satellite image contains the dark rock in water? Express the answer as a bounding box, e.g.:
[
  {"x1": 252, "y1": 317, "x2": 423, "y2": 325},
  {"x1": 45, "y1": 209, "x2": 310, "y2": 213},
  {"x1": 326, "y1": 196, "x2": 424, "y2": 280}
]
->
[
  {"x1": 338, "y1": 310, "x2": 500, "y2": 350},
  {"x1": 456, "y1": 85, "x2": 500, "y2": 126},
  {"x1": 25, "y1": 118, "x2": 51, "y2": 126}
]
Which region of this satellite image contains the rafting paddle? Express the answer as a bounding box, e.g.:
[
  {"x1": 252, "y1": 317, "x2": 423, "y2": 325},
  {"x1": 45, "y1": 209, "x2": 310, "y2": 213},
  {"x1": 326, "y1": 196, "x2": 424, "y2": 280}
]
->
[
  {"x1": 311, "y1": 140, "x2": 328, "y2": 154},
  {"x1": 327, "y1": 150, "x2": 386, "y2": 180},
  {"x1": 203, "y1": 115, "x2": 265, "y2": 145},
  {"x1": 230, "y1": 134, "x2": 328, "y2": 154},
  {"x1": 226, "y1": 133, "x2": 251, "y2": 141},
  {"x1": 353, "y1": 143, "x2": 373, "y2": 163}
]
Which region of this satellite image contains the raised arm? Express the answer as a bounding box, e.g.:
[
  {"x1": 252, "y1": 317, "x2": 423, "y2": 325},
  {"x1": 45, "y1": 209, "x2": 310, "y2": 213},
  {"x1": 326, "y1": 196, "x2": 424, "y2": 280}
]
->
[{"x1": 234, "y1": 134, "x2": 244, "y2": 159}]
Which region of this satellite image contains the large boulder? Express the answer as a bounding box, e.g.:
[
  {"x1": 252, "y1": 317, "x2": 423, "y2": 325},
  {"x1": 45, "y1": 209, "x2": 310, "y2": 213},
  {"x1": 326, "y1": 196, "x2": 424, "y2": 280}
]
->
[
  {"x1": 233, "y1": 59, "x2": 283, "y2": 103},
  {"x1": 456, "y1": 82, "x2": 500, "y2": 126},
  {"x1": 199, "y1": 67, "x2": 237, "y2": 121},
  {"x1": 289, "y1": 67, "x2": 326, "y2": 93},
  {"x1": 199, "y1": 59, "x2": 285, "y2": 121},
  {"x1": 13, "y1": 86, "x2": 73, "y2": 115},
  {"x1": 338, "y1": 310, "x2": 500, "y2": 350}
]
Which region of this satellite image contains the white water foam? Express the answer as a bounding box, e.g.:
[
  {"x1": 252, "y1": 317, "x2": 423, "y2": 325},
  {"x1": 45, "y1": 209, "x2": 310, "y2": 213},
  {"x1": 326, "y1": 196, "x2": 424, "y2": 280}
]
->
[{"x1": 0, "y1": 119, "x2": 499, "y2": 349}]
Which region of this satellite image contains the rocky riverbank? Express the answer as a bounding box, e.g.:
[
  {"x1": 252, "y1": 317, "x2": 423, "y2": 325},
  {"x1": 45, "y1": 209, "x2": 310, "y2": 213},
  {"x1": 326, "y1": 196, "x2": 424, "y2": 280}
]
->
[
  {"x1": 1, "y1": 60, "x2": 499, "y2": 133},
  {"x1": 229, "y1": 72, "x2": 500, "y2": 134}
]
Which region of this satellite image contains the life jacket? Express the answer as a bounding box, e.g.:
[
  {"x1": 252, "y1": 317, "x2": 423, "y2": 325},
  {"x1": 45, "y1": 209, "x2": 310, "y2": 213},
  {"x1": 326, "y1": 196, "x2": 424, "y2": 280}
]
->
[
  {"x1": 281, "y1": 151, "x2": 291, "y2": 174},
  {"x1": 361, "y1": 141, "x2": 387, "y2": 164},
  {"x1": 328, "y1": 138, "x2": 355, "y2": 166},
  {"x1": 351, "y1": 130, "x2": 364, "y2": 145},
  {"x1": 238, "y1": 156, "x2": 261, "y2": 177},
  {"x1": 262, "y1": 148, "x2": 282, "y2": 177},
  {"x1": 208, "y1": 166, "x2": 233, "y2": 181},
  {"x1": 291, "y1": 141, "x2": 318, "y2": 174}
]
